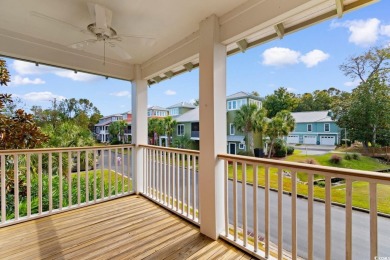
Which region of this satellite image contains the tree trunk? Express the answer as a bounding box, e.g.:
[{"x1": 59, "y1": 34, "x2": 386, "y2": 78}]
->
[
  {"x1": 248, "y1": 132, "x2": 254, "y2": 155},
  {"x1": 268, "y1": 140, "x2": 274, "y2": 158}
]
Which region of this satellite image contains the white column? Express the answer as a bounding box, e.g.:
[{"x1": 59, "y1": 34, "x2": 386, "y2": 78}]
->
[
  {"x1": 131, "y1": 64, "x2": 148, "y2": 194},
  {"x1": 199, "y1": 14, "x2": 227, "y2": 240}
]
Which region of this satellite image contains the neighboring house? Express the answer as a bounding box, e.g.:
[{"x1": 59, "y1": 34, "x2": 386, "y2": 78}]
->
[
  {"x1": 173, "y1": 92, "x2": 263, "y2": 154},
  {"x1": 226, "y1": 91, "x2": 263, "y2": 154},
  {"x1": 287, "y1": 111, "x2": 340, "y2": 145},
  {"x1": 148, "y1": 106, "x2": 169, "y2": 118},
  {"x1": 166, "y1": 102, "x2": 196, "y2": 118},
  {"x1": 94, "y1": 112, "x2": 132, "y2": 143}
]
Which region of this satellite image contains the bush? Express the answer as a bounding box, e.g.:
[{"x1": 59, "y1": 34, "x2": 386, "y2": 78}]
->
[
  {"x1": 287, "y1": 146, "x2": 294, "y2": 155},
  {"x1": 237, "y1": 150, "x2": 254, "y2": 157},
  {"x1": 344, "y1": 153, "x2": 352, "y2": 160},
  {"x1": 352, "y1": 153, "x2": 360, "y2": 160},
  {"x1": 273, "y1": 139, "x2": 287, "y2": 158},
  {"x1": 110, "y1": 139, "x2": 122, "y2": 145},
  {"x1": 330, "y1": 154, "x2": 342, "y2": 164}
]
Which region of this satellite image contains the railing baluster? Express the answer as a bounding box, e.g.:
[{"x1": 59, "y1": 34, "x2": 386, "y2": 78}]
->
[
  {"x1": 164, "y1": 151, "x2": 167, "y2": 205},
  {"x1": 254, "y1": 164, "x2": 259, "y2": 252},
  {"x1": 345, "y1": 179, "x2": 352, "y2": 260},
  {"x1": 128, "y1": 147, "x2": 131, "y2": 193},
  {"x1": 115, "y1": 149, "x2": 118, "y2": 196},
  {"x1": 68, "y1": 151, "x2": 72, "y2": 207},
  {"x1": 325, "y1": 176, "x2": 331, "y2": 260},
  {"x1": 181, "y1": 153, "x2": 185, "y2": 214},
  {"x1": 38, "y1": 153, "x2": 43, "y2": 214},
  {"x1": 308, "y1": 173, "x2": 314, "y2": 260},
  {"x1": 100, "y1": 149, "x2": 105, "y2": 199},
  {"x1": 224, "y1": 159, "x2": 229, "y2": 237},
  {"x1": 85, "y1": 150, "x2": 89, "y2": 203},
  {"x1": 121, "y1": 147, "x2": 125, "y2": 195},
  {"x1": 153, "y1": 149, "x2": 156, "y2": 199},
  {"x1": 370, "y1": 182, "x2": 378, "y2": 260},
  {"x1": 93, "y1": 150, "x2": 97, "y2": 202},
  {"x1": 26, "y1": 154, "x2": 31, "y2": 216},
  {"x1": 108, "y1": 149, "x2": 112, "y2": 198},
  {"x1": 242, "y1": 162, "x2": 247, "y2": 247},
  {"x1": 59, "y1": 153, "x2": 63, "y2": 210},
  {"x1": 187, "y1": 153, "x2": 190, "y2": 217},
  {"x1": 291, "y1": 171, "x2": 297, "y2": 260},
  {"x1": 278, "y1": 168, "x2": 283, "y2": 260},
  {"x1": 147, "y1": 149, "x2": 151, "y2": 196},
  {"x1": 264, "y1": 166, "x2": 269, "y2": 256},
  {"x1": 168, "y1": 152, "x2": 171, "y2": 208},
  {"x1": 192, "y1": 154, "x2": 196, "y2": 220},
  {"x1": 77, "y1": 151, "x2": 81, "y2": 205},
  {"x1": 14, "y1": 154, "x2": 19, "y2": 220},
  {"x1": 233, "y1": 161, "x2": 238, "y2": 241},
  {"x1": 48, "y1": 152, "x2": 53, "y2": 212},
  {"x1": 176, "y1": 152, "x2": 180, "y2": 210},
  {"x1": 1, "y1": 155, "x2": 6, "y2": 223}
]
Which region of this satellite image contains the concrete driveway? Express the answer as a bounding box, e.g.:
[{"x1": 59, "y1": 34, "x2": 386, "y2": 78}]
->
[{"x1": 291, "y1": 144, "x2": 336, "y2": 155}]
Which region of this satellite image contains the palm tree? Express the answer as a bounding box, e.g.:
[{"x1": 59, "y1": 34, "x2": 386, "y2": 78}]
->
[
  {"x1": 233, "y1": 104, "x2": 267, "y2": 154},
  {"x1": 162, "y1": 116, "x2": 177, "y2": 147},
  {"x1": 265, "y1": 110, "x2": 295, "y2": 158},
  {"x1": 108, "y1": 120, "x2": 128, "y2": 143},
  {"x1": 148, "y1": 118, "x2": 163, "y2": 145}
]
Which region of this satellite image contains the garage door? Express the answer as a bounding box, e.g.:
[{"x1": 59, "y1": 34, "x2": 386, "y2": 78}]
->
[
  {"x1": 303, "y1": 135, "x2": 317, "y2": 145},
  {"x1": 287, "y1": 135, "x2": 299, "y2": 144},
  {"x1": 320, "y1": 136, "x2": 335, "y2": 145}
]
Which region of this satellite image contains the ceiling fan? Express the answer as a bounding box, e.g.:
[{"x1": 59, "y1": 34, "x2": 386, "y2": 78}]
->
[{"x1": 31, "y1": 3, "x2": 156, "y2": 64}]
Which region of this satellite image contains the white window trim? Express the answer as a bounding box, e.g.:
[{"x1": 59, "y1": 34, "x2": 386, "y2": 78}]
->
[
  {"x1": 307, "y1": 124, "x2": 312, "y2": 132},
  {"x1": 239, "y1": 143, "x2": 245, "y2": 149},
  {"x1": 229, "y1": 123, "x2": 235, "y2": 135},
  {"x1": 324, "y1": 123, "x2": 330, "y2": 132},
  {"x1": 177, "y1": 124, "x2": 184, "y2": 136}
]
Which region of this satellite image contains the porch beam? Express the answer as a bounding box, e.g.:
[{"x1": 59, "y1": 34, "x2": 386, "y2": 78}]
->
[
  {"x1": 336, "y1": 0, "x2": 344, "y2": 18},
  {"x1": 0, "y1": 28, "x2": 133, "y2": 81},
  {"x1": 198, "y1": 14, "x2": 226, "y2": 240},
  {"x1": 131, "y1": 65, "x2": 148, "y2": 194}
]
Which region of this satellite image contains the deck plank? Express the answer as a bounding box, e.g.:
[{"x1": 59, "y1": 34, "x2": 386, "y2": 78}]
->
[{"x1": 0, "y1": 195, "x2": 253, "y2": 260}]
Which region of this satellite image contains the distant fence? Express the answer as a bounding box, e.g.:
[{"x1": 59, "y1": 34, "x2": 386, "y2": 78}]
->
[{"x1": 362, "y1": 146, "x2": 390, "y2": 162}]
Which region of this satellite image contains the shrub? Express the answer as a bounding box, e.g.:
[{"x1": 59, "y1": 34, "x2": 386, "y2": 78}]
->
[
  {"x1": 273, "y1": 139, "x2": 287, "y2": 158},
  {"x1": 305, "y1": 158, "x2": 316, "y2": 164},
  {"x1": 287, "y1": 146, "x2": 294, "y2": 155},
  {"x1": 352, "y1": 153, "x2": 360, "y2": 160},
  {"x1": 237, "y1": 150, "x2": 254, "y2": 157},
  {"x1": 330, "y1": 154, "x2": 342, "y2": 164},
  {"x1": 315, "y1": 180, "x2": 326, "y2": 188},
  {"x1": 344, "y1": 153, "x2": 352, "y2": 160}
]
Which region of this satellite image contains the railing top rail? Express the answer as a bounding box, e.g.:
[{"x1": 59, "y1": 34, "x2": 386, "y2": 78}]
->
[
  {"x1": 218, "y1": 153, "x2": 390, "y2": 183},
  {"x1": 139, "y1": 144, "x2": 200, "y2": 155},
  {"x1": 0, "y1": 144, "x2": 135, "y2": 155}
]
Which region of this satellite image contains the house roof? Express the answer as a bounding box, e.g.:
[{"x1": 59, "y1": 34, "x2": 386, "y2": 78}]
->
[
  {"x1": 226, "y1": 91, "x2": 262, "y2": 101},
  {"x1": 166, "y1": 102, "x2": 196, "y2": 109},
  {"x1": 148, "y1": 106, "x2": 168, "y2": 111},
  {"x1": 291, "y1": 111, "x2": 334, "y2": 123},
  {"x1": 227, "y1": 135, "x2": 245, "y2": 142},
  {"x1": 176, "y1": 107, "x2": 199, "y2": 122}
]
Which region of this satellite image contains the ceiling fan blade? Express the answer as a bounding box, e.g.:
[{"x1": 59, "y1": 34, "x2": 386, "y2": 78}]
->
[
  {"x1": 116, "y1": 34, "x2": 157, "y2": 46},
  {"x1": 108, "y1": 43, "x2": 132, "y2": 60},
  {"x1": 69, "y1": 39, "x2": 97, "y2": 50},
  {"x1": 88, "y1": 3, "x2": 112, "y2": 30},
  {"x1": 30, "y1": 11, "x2": 88, "y2": 34}
]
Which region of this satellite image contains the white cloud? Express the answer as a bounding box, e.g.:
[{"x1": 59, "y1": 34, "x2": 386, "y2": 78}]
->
[
  {"x1": 20, "y1": 91, "x2": 66, "y2": 102},
  {"x1": 262, "y1": 47, "x2": 329, "y2": 68},
  {"x1": 110, "y1": 90, "x2": 131, "y2": 97},
  {"x1": 300, "y1": 49, "x2": 330, "y2": 68},
  {"x1": 344, "y1": 79, "x2": 361, "y2": 87},
  {"x1": 380, "y1": 24, "x2": 390, "y2": 37},
  {"x1": 262, "y1": 47, "x2": 300, "y2": 67},
  {"x1": 11, "y1": 75, "x2": 45, "y2": 85},
  {"x1": 12, "y1": 60, "x2": 100, "y2": 82},
  {"x1": 164, "y1": 90, "x2": 176, "y2": 95},
  {"x1": 287, "y1": 87, "x2": 297, "y2": 92}
]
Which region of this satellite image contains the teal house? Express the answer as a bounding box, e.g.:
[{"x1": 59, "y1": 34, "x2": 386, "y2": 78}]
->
[{"x1": 287, "y1": 111, "x2": 340, "y2": 145}]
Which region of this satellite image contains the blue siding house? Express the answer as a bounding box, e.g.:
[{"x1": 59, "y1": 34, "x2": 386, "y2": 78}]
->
[{"x1": 287, "y1": 111, "x2": 340, "y2": 145}]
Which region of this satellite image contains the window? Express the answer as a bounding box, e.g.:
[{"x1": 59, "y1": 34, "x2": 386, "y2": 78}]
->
[
  {"x1": 324, "y1": 123, "x2": 330, "y2": 132},
  {"x1": 227, "y1": 99, "x2": 247, "y2": 110},
  {"x1": 169, "y1": 108, "x2": 179, "y2": 116},
  {"x1": 229, "y1": 123, "x2": 235, "y2": 135},
  {"x1": 249, "y1": 99, "x2": 262, "y2": 108},
  {"x1": 307, "y1": 124, "x2": 312, "y2": 132},
  {"x1": 177, "y1": 124, "x2": 184, "y2": 136},
  {"x1": 147, "y1": 110, "x2": 152, "y2": 117},
  {"x1": 239, "y1": 143, "x2": 245, "y2": 150}
]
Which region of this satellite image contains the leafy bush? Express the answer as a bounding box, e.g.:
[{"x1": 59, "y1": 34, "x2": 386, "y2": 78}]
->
[
  {"x1": 110, "y1": 139, "x2": 122, "y2": 145},
  {"x1": 273, "y1": 139, "x2": 287, "y2": 158},
  {"x1": 352, "y1": 153, "x2": 360, "y2": 160},
  {"x1": 237, "y1": 150, "x2": 254, "y2": 157},
  {"x1": 305, "y1": 158, "x2": 316, "y2": 164},
  {"x1": 330, "y1": 154, "x2": 342, "y2": 164},
  {"x1": 315, "y1": 180, "x2": 326, "y2": 188},
  {"x1": 287, "y1": 146, "x2": 294, "y2": 155},
  {"x1": 344, "y1": 153, "x2": 352, "y2": 160}
]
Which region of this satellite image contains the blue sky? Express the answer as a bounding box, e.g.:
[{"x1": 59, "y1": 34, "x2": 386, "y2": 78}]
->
[{"x1": 2, "y1": 1, "x2": 390, "y2": 116}]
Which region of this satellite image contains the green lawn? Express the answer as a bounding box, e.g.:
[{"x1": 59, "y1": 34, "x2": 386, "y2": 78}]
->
[{"x1": 228, "y1": 151, "x2": 390, "y2": 214}]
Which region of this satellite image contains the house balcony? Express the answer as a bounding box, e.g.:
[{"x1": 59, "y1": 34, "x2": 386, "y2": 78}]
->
[
  {"x1": 191, "y1": 131, "x2": 199, "y2": 139},
  {"x1": 1, "y1": 145, "x2": 389, "y2": 259}
]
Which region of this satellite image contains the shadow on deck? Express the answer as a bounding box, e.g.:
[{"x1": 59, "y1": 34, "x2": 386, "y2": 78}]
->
[{"x1": 0, "y1": 195, "x2": 254, "y2": 259}]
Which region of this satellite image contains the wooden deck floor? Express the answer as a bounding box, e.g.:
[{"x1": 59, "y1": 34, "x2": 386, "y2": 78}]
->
[{"x1": 0, "y1": 195, "x2": 254, "y2": 259}]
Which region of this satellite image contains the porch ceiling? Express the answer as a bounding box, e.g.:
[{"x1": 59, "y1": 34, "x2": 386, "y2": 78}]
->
[{"x1": 0, "y1": 0, "x2": 376, "y2": 82}]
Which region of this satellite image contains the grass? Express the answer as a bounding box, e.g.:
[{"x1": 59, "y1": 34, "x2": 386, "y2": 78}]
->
[{"x1": 228, "y1": 151, "x2": 390, "y2": 214}]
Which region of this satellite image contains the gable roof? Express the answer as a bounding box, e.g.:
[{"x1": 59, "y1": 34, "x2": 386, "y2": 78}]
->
[
  {"x1": 176, "y1": 107, "x2": 199, "y2": 122},
  {"x1": 166, "y1": 102, "x2": 196, "y2": 109},
  {"x1": 226, "y1": 91, "x2": 262, "y2": 101},
  {"x1": 148, "y1": 106, "x2": 168, "y2": 111},
  {"x1": 291, "y1": 111, "x2": 334, "y2": 123}
]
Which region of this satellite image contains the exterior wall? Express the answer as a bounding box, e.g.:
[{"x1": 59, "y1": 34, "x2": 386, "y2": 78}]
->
[{"x1": 289, "y1": 121, "x2": 340, "y2": 145}]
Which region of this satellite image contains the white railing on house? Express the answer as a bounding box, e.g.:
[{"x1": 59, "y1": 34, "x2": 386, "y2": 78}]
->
[
  {"x1": 140, "y1": 145, "x2": 200, "y2": 225},
  {"x1": 218, "y1": 154, "x2": 390, "y2": 260},
  {"x1": 0, "y1": 144, "x2": 134, "y2": 227}
]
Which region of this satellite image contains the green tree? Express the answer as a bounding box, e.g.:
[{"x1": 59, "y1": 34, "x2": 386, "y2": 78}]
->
[
  {"x1": 233, "y1": 104, "x2": 267, "y2": 154},
  {"x1": 108, "y1": 120, "x2": 128, "y2": 144},
  {"x1": 265, "y1": 110, "x2": 295, "y2": 158},
  {"x1": 162, "y1": 116, "x2": 177, "y2": 147},
  {"x1": 173, "y1": 135, "x2": 193, "y2": 149},
  {"x1": 148, "y1": 118, "x2": 163, "y2": 145},
  {"x1": 263, "y1": 87, "x2": 298, "y2": 117}
]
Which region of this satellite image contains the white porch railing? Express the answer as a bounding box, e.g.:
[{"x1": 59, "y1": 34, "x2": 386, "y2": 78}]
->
[
  {"x1": 0, "y1": 144, "x2": 134, "y2": 227},
  {"x1": 218, "y1": 154, "x2": 390, "y2": 260},
  {"x1": 140, "y1": 145, "x2": 200, "y2": 225}
]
